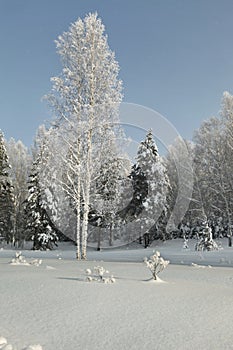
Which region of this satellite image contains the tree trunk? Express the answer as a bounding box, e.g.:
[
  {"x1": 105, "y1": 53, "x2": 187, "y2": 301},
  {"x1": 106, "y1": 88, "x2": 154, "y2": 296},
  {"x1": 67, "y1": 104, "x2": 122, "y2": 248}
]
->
[
  {"x1": 76, "y1": 160, "x2": 81, "y2": 260},
  {"x1": 97, "y1": 226, "x2": 101, "y2": 251},
  {"x1": 76, "y1": 202, "x2": 81, "y2": 260},
  {"x1": 81, "y1": 132, "x2": 92, "y2": 260},
  {"x1": 109, "y1": 225, "x2": 113, "y2": 246}
]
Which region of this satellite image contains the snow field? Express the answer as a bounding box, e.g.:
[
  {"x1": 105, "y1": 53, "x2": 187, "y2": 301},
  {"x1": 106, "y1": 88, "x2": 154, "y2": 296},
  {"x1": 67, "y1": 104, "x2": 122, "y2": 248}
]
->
[{"x1": 1, "y1": 248, "x2": 233, "y2": 349}]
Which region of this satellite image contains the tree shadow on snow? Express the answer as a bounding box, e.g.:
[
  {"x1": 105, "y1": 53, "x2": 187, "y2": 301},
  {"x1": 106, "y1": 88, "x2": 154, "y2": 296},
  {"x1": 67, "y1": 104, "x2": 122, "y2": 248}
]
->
[{"x1": 57, "y1": 277, "x2": 85, "y2": 282}]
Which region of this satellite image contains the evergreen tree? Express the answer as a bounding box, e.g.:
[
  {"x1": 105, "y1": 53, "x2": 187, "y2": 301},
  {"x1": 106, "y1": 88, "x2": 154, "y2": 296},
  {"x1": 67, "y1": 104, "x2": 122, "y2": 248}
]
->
[
  {"x1": 25, "y1": 147, "x2": 58, "y2": 250},
  {"x1": 135, "y1": 130, "x2": 170, "y2": 246},
  {"x1": 0, "y1": 131, "x2": 15, "y2": 243}
]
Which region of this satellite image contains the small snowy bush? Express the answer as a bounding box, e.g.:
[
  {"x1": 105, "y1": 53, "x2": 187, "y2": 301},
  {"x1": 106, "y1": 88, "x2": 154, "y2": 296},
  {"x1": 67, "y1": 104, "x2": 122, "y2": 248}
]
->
[
  {"x1": 10, "y1": 252, "x2": 42, "y2": 267},
  {"x1": 85, "y1": 266, "x2": 115, "y2": 283},
  {"x1": 0, "y1": 336, "x2": 43, "y2": 350},
  {"x1": 183, "y1": 237, "x2": 189, "y2": 249},
  {"x1": 144, "y1": 251, "x2": 169, "y2": 280},
  {"x1": 11, "y1": 251, "x2": 29, "y2": 265},
  {"x1": 0, "y1": 337, "x2": 7, "y2": 349}
]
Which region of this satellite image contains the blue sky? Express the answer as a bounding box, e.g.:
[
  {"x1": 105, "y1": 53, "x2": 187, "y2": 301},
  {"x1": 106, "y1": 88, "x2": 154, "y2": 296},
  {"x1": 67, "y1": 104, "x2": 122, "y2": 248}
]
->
[{"x1": 1, "y1": 0, "x2": 233, "y2": 147}]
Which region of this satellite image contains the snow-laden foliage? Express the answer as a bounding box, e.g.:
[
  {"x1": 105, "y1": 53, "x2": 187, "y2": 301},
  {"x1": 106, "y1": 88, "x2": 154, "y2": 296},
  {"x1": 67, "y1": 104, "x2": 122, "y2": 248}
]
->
[
  {"x1": 85, "y1": 266, "x2": 115, "y2": 283},
  {"x1": 0, "y1": 131, "x2": 15, "y2": 244},
  {"x1": 44, "y1": 13, "x2": 125, "y2": 259},
  {"x1": 134, "y1": 130, "x2": 170, "y2": 246},
  {"x1": 195, "y1": 223, "x2": 219, "y2": 251},
  {"x1": 144, "y1": 251, "x2": 169, "y2": 280},
  {"x1": 165, "y1": 138, "x2": 194, "y2": 231},
  {"x1": 24, "y1": 143, "x2": 58, "y2": 250},
  {"x1": 6, "y1": 138, "x2": 31, "y2": 247}
]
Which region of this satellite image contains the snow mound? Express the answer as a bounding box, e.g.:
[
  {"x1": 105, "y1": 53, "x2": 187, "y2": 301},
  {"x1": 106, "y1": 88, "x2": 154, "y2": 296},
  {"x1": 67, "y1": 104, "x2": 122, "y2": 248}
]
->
[
  {"x1": 2, "y1": 345, "x2": 14, "y2": 350},
  {"x1": 143, "y1": 276, "x2": 166, "y2": 284},
  {"x1": 23, "y1": 345, "x2": 43, "y2": 350},
  {"x1": 191, "y1": 263, "x2": 212, "y2": 269}
]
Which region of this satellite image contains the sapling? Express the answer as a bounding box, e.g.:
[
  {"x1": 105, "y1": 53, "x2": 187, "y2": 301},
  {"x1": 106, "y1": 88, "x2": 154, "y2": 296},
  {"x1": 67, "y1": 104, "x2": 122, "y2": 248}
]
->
[{"x1": 144, "y1": 251, "x2": 169, "y2": 281}]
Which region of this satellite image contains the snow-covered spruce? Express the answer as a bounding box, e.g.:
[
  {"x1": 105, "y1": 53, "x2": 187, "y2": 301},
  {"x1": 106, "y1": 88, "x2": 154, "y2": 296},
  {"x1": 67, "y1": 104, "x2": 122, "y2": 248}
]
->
[
  {"x1": 85, "y1": 266, "x2": 115, "y2": 283},
  {"x1": 195, "y1": 223, "x2": 219, "y2": 251},
  {"x1": 144, "y1": 251, "x2": 169, "y2": 281}
]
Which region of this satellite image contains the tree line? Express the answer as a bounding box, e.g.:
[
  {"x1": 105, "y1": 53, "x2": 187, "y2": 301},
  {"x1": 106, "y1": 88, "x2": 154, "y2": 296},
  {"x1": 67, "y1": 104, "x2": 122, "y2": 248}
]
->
[{"x1": 1, "y1": 13, "x2": 233, "y2": 257}]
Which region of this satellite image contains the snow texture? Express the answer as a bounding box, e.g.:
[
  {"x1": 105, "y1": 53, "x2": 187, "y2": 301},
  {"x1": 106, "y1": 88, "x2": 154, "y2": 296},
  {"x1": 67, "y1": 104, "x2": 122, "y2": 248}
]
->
[{"x1": 1, "y1": 239, "x2": 233, "y2": 349}]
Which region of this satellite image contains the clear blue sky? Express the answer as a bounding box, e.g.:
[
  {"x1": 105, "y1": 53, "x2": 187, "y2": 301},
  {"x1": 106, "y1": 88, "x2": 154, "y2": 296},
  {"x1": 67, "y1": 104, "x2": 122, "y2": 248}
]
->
[{"x1": 1, "y1": 0, "x2": 233, "y2": 147}]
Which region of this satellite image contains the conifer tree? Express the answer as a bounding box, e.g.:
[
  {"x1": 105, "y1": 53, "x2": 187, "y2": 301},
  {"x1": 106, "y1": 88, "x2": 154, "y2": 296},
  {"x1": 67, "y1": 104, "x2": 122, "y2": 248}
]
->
[
  {"x1": 0, "y1": 131, "x2": 15, "y2": 243},
  {"x1": 135, "y1": 130, "x2": 170, "y2": 245},
  {"x1": 25, "y1": 147, "x2": 58, "y2": 250}
]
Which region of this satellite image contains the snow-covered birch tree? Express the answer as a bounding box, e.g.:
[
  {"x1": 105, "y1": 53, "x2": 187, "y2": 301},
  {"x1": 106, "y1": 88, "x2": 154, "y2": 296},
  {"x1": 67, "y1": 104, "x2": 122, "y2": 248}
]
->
[{"x1": 45, "y1": 13, "x2": 123, "y2": 259}]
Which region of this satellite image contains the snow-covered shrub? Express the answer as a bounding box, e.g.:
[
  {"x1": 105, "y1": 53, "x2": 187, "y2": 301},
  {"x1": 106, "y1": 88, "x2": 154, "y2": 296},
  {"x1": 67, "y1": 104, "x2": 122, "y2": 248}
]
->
[
  {"x1": 144, "y1": 251, "x2": 169, "y2": 280},
  {"x1": 85, "y1": 266, "x2": 115, "y2": 283},
  {"x1": 30, "y1": 259, "x2": 42, "y2": 267},
  {"x1": 0, "y1": 336, "x2": 43, "y2": 350},
  {"x1": 10, "y1": 252, "x2": 42, "y2": 266},
  {"x1": 11, "y1": 251, "x2": 29, "y2": 265},
  {"x1": 183, "y1": 237, "x2": 189, "y2": 249},
  {"x1": 0, "y1": 337, "x2": 7, "y2": 349}
]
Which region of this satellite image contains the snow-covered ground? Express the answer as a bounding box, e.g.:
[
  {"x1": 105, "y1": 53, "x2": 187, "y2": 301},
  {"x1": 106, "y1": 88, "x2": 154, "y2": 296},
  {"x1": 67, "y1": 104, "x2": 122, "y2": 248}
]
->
[{"x1": 1, "y1": 239, "x2": 233, "y2": 349}]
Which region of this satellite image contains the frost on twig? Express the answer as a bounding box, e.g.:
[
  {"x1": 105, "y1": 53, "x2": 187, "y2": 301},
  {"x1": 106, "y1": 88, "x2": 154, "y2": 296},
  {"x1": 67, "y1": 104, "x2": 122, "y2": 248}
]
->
[
  {"x1": 85, "y1": 266, "x2": 115, "y2": 284},
  {"x1": 144, "y1": 251, "x2": 169, "y2": 281}
]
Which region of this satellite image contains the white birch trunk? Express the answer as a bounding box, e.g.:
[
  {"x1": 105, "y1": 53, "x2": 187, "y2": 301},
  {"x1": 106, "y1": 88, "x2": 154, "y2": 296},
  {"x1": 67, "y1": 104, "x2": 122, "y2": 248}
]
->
[
  {"x1": 81, "y1": 130, "x2": 92, "y2": 260},
  {"x1": 76, "y1": 177, "x2": 81, "y2": 260}
]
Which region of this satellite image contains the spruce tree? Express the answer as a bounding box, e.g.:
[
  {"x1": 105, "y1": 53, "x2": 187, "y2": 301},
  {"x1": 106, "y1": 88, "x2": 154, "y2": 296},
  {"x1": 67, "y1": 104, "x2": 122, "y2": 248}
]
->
[
  {"x1": 135, "y1": 129, "x2": 170, "y2": 246},
  {"x1": 25, "y1": 148, "x2": 58, "y2": 250},
  {"x1": 0, "y1": 131, "x2": 15, "y2": 243}
]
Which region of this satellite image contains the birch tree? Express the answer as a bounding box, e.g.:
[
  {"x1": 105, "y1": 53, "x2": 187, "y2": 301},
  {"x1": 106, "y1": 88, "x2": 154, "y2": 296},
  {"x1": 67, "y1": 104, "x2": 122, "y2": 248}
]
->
[{"x1": 45, "y1": 13, "x2": 123, "y2": 259}]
